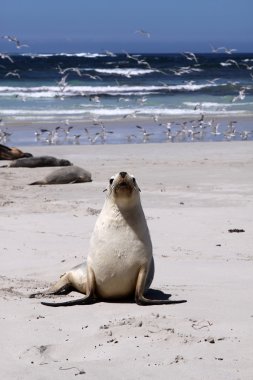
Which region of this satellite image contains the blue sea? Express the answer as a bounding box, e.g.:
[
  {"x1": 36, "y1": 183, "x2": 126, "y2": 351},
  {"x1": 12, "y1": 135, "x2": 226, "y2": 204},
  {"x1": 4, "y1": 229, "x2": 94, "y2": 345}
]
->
[{"x1": 0, "y1": 52, "x2": 253, "y2": 145}]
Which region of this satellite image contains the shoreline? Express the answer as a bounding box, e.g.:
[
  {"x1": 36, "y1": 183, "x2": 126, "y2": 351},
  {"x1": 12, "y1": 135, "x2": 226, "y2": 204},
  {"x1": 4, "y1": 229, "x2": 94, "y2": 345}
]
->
[{"x1": 1, "y1": 114, "x2": 253, "y2": 147}]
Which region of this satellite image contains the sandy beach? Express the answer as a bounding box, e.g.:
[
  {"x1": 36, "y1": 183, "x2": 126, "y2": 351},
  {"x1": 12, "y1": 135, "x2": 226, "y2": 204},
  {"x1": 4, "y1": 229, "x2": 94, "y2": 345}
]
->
[{"x1": 0, "y1": 141, "x2": 253, "y2": 379}]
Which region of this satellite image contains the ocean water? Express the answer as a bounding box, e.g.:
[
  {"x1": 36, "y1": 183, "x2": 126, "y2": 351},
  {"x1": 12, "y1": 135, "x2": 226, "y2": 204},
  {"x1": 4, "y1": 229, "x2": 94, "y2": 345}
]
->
[{"x1": 0, "y1": 52, "x2": 253, "y2": 145}]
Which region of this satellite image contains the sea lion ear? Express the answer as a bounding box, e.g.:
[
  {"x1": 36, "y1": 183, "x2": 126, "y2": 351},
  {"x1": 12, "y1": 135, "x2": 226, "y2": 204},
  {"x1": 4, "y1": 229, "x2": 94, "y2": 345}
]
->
[{"x1": 103, "y1": 188, "x2": 107, "y2": 192}]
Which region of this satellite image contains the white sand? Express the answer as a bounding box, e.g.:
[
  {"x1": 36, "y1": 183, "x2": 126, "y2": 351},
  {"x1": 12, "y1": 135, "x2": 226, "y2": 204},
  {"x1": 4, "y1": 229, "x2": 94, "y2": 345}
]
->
[{"x1": 0, "y1": 141, "x2": 253, "y2": 379}]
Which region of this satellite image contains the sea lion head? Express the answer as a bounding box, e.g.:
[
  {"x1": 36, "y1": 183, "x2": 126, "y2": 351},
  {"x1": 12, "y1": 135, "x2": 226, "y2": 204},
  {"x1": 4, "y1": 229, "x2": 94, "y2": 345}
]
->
[
  {"x1": 22, "y1": 152, "x2": 33, "y2": 158},
  {"x1": 58, "y1": 159, "x2": 73, "y2": 166},
  {"x1": 107, "y1": 171, "x2": 141, "y2": 208}
]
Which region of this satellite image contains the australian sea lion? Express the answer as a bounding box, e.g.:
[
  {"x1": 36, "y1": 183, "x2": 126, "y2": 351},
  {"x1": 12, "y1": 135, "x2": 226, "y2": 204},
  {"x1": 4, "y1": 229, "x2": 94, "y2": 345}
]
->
[
  {"x1": 0, "y1": 143, "x2": 33, "y2": 160},
  {"x1": 29, "y1": 166, "x2": 92, "y2": 185},
  {"x1": 31, "y1": 172, "x2": 186, "y2": 307},
  {"x1": 3, "y1": 156, "x2": 72, "y2": 168}
]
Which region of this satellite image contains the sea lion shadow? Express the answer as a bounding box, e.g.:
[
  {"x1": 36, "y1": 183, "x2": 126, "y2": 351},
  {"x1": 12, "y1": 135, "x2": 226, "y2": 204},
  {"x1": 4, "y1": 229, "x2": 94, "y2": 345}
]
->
[
  {"x1": 105, "y1": 288, "x2": 178, "y2": 304},
  {"x1": 145, "y1": 288, "x2": 173, "y2": 300}
]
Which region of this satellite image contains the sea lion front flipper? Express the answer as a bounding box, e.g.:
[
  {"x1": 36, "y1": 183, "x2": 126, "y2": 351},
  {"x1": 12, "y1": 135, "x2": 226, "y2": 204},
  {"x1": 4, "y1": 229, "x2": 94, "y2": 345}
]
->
[
  {"x1": 29, "y1": 284, "x2": 72, "y2": 298},
  {"x1": 135, "y1": 265, "x2": 187, "y2": 306}
]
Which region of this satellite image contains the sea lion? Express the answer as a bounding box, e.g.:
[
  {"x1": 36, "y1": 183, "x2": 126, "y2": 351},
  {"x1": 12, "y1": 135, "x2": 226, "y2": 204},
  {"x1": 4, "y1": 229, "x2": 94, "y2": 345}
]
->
[
  {"x1": 31, "y1": 171, "x2": 186, "y2": 307},
  {"x1": 3, "y1": 155, "x2": 72, "y2": 168},
  {"x1": 29, "y1": 166, "x2": 92, "y2": 185},
  {"x1": 0, "y1": 143, "x2": 33, "y2": 160}
]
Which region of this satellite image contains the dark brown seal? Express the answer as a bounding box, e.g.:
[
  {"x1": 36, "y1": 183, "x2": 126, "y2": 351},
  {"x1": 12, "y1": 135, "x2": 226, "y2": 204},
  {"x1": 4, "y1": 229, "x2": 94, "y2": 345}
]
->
[
  {"x1": 0, "y1": 143, "x2": 33, "y2": 160},
  {"x1": 29, "y1": 166, "x2": 92, "y2": 185},
  {"x1": 5, "y1": 156, "x2": 72, "y2": 168}
]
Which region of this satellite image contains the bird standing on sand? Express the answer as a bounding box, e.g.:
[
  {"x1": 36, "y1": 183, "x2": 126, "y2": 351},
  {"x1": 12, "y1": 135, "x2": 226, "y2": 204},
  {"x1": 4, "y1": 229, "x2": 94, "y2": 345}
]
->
[{"x1": 136, "y1": 125, "x2": 153, "y2": 142}]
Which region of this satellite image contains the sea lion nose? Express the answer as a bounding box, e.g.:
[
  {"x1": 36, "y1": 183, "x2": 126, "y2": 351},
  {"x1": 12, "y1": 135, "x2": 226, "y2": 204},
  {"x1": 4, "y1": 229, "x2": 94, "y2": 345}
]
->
[{"x1": 119, "y1": 171, "x2": 127, "y2": 178}]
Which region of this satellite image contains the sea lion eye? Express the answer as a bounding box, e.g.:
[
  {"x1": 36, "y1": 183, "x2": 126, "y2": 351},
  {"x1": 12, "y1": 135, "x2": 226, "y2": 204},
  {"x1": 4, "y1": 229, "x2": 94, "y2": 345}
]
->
[
  {"x1": 109, "y1": 178, "x2": 114, "y2": 185},
  {"x1": 132, "y1": 177, "x2": 136, "y2": 184}
]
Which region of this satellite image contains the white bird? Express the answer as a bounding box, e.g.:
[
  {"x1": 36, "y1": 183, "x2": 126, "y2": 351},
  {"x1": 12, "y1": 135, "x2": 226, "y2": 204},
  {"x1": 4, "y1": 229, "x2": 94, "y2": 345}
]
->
[
  {"x1": 232, "y1": 88, "x2": 246, "y2": 102},
  {"x1": 225, "y1": 121, "x2": 237, "y2": 137},
  {"x1": 57, "y1": 65, "x2": 82, "y2": 77},
  {"x1": 123, "y1": 50, "x2": 140, "y2": 62},
  {"x1": 182, "y1": 51, "x2": 198, "y2": 63},
  {"x1": 5, "y1": 70, "x2": 21, "y2": 79},
  {"x1": 224, "y1": 47, "x2": 237, "y2": 54},
  {"x1": 210, "y1": 123, "x2": 221, "y2": 135},
  {"x1": 134, "y1": 29, "x2": 150, "y2": 38},
  {"x1": 104, "y1": 50, "x2": 116, "y2": 57},
  {"x1": 152, "y1": 114, "x2": 160, "y2": 123},
  {"x1": 83, "y1": 73, "x2": 102, "y2": 80},
  {"x1": 89, "y1": 95, "x2": 100, "y2": 103},
  {"x1": 57, "y1": 74, "x2": 69, "y2": 89},
  {"x1": 206, "y1": 78, "x2": 220, "y2": 84},
  {"x1": 242, "y1": 63, "x2": 253, "y2": 71},
  {"x1": 137, "y1": 96, "x2": 148, "y2": 105},
  {"x1": 84, "y1": 128, "x2": 96, "y2": 144},
  {"x1": 210, "y1": 44, "x2": 237, "y2": 54},
  {"x1": 2, "y1": 35, "x2": 29, "y2": 49},
  {"x1": 136, "y1": 125, "x2": 153, "y2": 141},
  {"x1": 210, "y1": 44, "x2": 222, "y2": 53},
  {"x1": 223, "y1": 59, "x2": 240, "y2": 68},
  {"x1": 0, "y1": 53, "x2": 14, "y2": 63},
  {"x1": 126, "y1": 134, "x2": 137, "y2": 142},
  {"x1": 136, "y1": 58, "x2": 152, "y2": 69},
  {"x1": 97, "y1": 124, "x2": 114, "y2": 143},
  {"x1": 240, "y1": 130, "x2": 252, "y2": 140}
]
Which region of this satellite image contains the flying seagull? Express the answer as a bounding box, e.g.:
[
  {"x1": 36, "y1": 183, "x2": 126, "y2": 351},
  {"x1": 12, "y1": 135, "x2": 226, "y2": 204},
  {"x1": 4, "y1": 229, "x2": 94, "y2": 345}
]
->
[
  {"x1": 1, "y1": 35, "x2": 29, "y2": 49},
  {"x1": 134, "y1": 29, "x2": 150, "y2": 38}
]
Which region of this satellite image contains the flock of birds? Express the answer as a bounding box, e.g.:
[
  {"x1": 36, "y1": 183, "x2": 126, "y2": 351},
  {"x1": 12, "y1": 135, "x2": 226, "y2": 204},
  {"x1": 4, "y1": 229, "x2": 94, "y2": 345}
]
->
[
  {"x1": 0, "y1": 33, "x2": 253, "y2": 145},
  {"x1": 1, "y1": 33, "x2": 253, "y2": 101},
  {"x1": 0, "y1": 114, "x2": 252, "y2": 146}
]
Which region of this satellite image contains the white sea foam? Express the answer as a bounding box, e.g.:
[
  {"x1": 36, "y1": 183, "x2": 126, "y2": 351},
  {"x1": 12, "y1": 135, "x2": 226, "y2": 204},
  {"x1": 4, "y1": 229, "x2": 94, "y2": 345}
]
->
[
  {"x1": 0, "y1": 85, "x2": 167, "y2": 98},
  {"x1": 21, "y1": 52, "x2": 107, "y2": 58},
  {"x1": 0, "y1": 83, "x2": 217, "y2": 99},
  {"x1": 1, "y1": 107, "x2": 248, "y2": 121},
  {"x1": 184, "y1": 101, "x2": 253, "y2": 108},
  {"x1": 93, "y1": 68, "x2": 155, "y2": 76}
]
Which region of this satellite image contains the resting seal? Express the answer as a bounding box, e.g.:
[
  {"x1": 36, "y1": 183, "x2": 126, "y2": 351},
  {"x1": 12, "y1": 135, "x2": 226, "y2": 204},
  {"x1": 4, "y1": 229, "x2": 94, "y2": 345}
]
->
[
  {"x1": 4, "y1": 155, "x2": 72, "y2": 168},
  {"x1": 29, "y1": 166, "x2": 92, "y2": 185},
  {"x1": 0, "y1": 143, "x2": 33, "y2": 160},
  {"x1": 31, "y1": 172, "x2": 186, "y2": 307}
]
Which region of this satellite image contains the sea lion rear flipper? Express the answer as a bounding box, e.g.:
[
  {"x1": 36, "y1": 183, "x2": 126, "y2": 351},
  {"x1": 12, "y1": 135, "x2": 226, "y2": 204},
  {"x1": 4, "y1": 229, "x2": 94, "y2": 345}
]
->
[
  {"x1": 41, "y1": 266, "x2": 96, "y2": 307},
  {"x1": 41, "y1": 295, "x2": 97, "y2": 307},
  {"x1": 29, "y1": 284, "x2": 72, "y2": 298}
]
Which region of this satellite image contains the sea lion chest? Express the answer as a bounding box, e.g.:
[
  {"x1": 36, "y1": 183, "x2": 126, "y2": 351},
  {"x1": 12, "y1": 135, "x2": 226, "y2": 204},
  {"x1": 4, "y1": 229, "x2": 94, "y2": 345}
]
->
[{"x1": 88, "y1": 200, "x2": 152, "y2": 298}]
